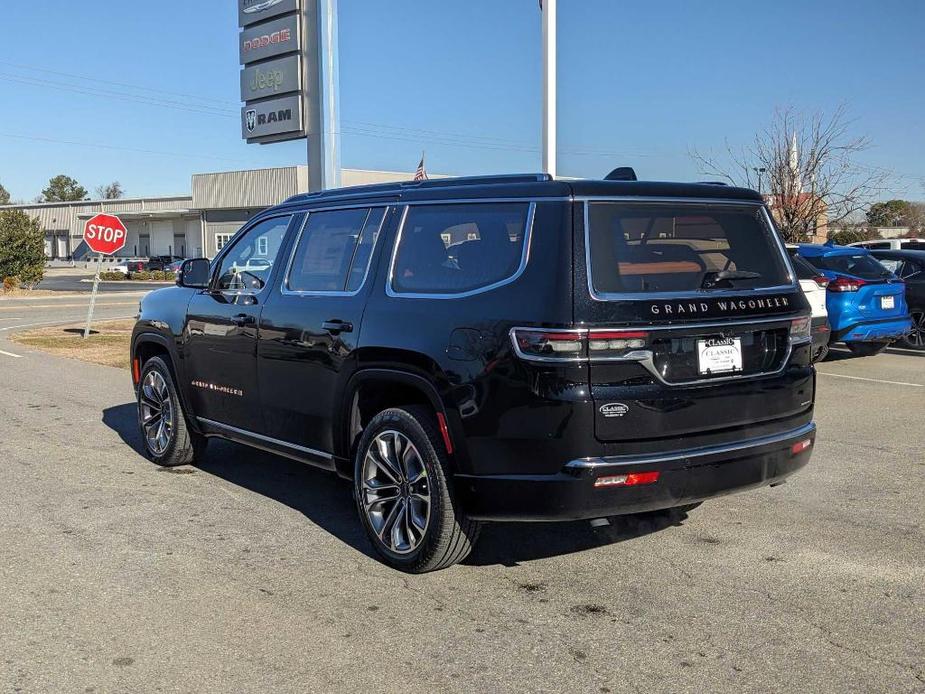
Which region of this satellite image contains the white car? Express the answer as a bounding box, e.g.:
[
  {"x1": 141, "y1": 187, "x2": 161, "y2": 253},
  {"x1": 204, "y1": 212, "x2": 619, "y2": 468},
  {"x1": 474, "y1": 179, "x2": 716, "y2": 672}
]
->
[
  {"x1": 849, "y1": 238, "x2": 925, "y2": 251},
  {"x1": 787, "y1": 245, "x2": 830, "y2": 362}
]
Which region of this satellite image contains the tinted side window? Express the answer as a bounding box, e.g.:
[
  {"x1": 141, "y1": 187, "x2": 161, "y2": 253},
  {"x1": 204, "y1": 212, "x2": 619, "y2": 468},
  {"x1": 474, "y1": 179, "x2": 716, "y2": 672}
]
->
[
  {"x1": 787, "y1": 250, "x2": 819, "y2": 280},
  {"x1": 215, "y1": 216, "x2": 290, "y2": 292},
  {"x1": 391, "y1": 203, "x2": 530, "y2": 295},
  {"x1": 286, "y1": 207, "x2": 384, "y2": 293}
]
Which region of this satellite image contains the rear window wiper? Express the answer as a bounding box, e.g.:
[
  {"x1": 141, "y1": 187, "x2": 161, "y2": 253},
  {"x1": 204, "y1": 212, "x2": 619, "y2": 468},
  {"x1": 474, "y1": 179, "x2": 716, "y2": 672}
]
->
[{"x1": 700, "y1": 270, "x2": 762, "y2": 289}]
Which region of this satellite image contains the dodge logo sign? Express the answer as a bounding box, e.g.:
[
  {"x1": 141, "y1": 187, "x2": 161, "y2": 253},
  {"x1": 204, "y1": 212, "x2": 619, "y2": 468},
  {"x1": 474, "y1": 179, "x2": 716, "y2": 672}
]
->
[{"x1": 245, "y1": 109, "x2": 257, "y2": 133}]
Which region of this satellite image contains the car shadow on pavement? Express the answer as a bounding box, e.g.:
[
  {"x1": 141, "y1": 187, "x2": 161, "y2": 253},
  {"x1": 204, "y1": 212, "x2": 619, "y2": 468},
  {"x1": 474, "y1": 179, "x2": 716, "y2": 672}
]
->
[{"x1": 102, "y1": 402, "x2": 684, "y2": 568}]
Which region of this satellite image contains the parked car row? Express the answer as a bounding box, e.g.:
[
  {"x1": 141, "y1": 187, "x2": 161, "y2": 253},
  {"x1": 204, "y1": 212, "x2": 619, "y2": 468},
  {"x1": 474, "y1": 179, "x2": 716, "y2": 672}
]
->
[
  {"x1": 790, "y1": 243, "x2": 921, "y2": 356},
  {"x1": 111, "y1": 256, "x2": 185, "y2": 276}
]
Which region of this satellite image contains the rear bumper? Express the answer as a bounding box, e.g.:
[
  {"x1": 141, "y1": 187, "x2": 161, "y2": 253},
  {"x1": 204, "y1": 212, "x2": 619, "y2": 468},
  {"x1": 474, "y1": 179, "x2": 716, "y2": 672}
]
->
[
  {"x1": 456, "y1": 422, "x2": 816, "y2": 521},
  {"x1": 832, "y1": 317, "x2": 912, "y2": 343}
]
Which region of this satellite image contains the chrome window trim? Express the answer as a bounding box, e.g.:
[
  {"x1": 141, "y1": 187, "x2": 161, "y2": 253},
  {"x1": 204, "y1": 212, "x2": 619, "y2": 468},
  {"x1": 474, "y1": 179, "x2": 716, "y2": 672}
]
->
[
  {"x1": 280, "y1": 206, "x2": 389, "y2": 297},
  {"x1": 386, "y1": 201, "x2": 537, "y2": 300},
  {"x1": 565, "y1": 422, "x2": 816, "y2": 470},
  {"x1": 582, "y1": 198, "x2": 798, "y2": 302},
  {"x1": 197, "y1": 417, "x2": 333, "y2": 461}
]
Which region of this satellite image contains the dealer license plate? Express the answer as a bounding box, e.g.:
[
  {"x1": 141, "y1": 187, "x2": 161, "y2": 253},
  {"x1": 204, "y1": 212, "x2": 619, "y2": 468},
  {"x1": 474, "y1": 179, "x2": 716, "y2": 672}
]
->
[
  {"x1": 697, "y1": 337, "x2": 743, "y2": 375},
  {"x1": 881, "y1": 295, "x2": 895, "y2": 310}
]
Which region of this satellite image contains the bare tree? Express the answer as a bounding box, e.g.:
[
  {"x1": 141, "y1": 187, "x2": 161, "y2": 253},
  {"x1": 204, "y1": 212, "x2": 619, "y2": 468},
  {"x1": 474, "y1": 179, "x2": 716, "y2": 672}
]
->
[
  {"x1": 691, "y1": 106, "x2": 889, "y2": 243},
  {"x1": 96, "y1": 181, "x2": 125, "y2": 200}
]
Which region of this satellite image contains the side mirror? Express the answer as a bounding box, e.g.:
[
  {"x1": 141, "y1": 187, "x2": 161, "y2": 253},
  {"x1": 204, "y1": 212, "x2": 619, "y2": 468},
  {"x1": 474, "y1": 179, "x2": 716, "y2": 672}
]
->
[{"x1": 176, "y1": 258, "x2": 211, "y2": 288}]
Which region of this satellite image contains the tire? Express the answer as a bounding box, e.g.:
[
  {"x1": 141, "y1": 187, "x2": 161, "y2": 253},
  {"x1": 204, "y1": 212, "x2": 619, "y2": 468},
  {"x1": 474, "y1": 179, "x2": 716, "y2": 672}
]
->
[
  {"x1": 846, "y1": 341, "x2": 888, "y2": 357},
  {"x1": 812, "y1": 344, "x2": 829, "y2": 363},
  {"x1": 353, "y1": 406, "x2": 480, "y2": 573},
  {"x1": 136, "y1": 356, "x2": 206, "y2": 466},
  {"x1": 899, "y1": 310, "x2": 925, "y2": 351}
]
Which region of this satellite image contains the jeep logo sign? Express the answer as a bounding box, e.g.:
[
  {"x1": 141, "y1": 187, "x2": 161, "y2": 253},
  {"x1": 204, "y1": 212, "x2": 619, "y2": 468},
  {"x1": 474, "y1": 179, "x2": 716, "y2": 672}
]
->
[
  {"x1": 241, "y1": 94, "x2": 303, "y2": 139},
  {"x1": 241, "y1": 55, "x2": 301, "y2": 100}
]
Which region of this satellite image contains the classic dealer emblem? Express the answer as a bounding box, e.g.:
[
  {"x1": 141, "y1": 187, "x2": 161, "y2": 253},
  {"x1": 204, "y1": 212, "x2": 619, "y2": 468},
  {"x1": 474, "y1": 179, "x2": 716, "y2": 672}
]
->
[
  {"x1": 245, "y1": 109, "x2": 257, "y2": 133},
  {"x1": 599, "y1": 402, "x2": 630, "y2": 418},
  {"x1": 243, "y1": 0, "x2": 284, "y2": 15}
]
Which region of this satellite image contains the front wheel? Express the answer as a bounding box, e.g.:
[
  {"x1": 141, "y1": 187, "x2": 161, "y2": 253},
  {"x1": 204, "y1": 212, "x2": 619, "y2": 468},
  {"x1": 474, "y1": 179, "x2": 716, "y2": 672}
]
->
[
  {"x1": 354, "y1": 406, "x2": 480, "y2": 573},
  {"x1": 899, "y1": 311, "x2": 925, "y2": 350},
  {"x1": 137, "y1": 356, "x2": 206, "y2": 466},
  {"x1": 846, "y1": 341, "x2": 888, "y2": 357}
]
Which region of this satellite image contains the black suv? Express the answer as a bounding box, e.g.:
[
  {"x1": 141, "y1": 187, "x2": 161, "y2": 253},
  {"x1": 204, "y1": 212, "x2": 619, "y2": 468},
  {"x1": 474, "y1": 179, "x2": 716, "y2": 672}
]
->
[{"x1": 131, "y1": 173, "x2": 817, "y2": 572}]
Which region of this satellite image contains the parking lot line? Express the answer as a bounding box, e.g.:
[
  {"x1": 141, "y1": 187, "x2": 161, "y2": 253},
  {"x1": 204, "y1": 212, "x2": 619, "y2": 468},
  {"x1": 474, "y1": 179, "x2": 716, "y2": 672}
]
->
[
  {"x1": 0, "y1": 349, "x2": 23, "y2": 358},
  {"x1": 816, "y1": 371, "x2": 923, "y2": 388},
  {"x1": 0, "y1": 302, "x2": 138, "y2": 311}
]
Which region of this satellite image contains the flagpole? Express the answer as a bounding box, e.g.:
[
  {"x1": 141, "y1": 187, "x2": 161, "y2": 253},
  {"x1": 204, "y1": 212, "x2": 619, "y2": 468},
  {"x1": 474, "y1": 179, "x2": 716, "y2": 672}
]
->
[{"x1": 541, "y1": 0, "x2": 557, "y2": 178}]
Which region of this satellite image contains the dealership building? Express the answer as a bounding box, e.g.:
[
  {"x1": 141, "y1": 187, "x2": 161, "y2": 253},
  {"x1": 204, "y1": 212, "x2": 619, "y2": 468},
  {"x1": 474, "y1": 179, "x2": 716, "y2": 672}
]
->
[{"x1": 9, "y1": 166, "x2": 424, "y2": 262}]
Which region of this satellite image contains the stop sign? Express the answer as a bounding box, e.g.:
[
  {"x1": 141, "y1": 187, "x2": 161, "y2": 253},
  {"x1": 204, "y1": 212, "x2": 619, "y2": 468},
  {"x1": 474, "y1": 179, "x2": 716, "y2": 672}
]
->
[{"x1": 84, "y1": 213, "x2": 127, "y2": 255}]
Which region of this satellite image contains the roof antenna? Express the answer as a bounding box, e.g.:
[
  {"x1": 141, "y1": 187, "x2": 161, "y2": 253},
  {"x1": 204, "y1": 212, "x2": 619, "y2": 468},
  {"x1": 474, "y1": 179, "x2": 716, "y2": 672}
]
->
[{"x1": 604, "y1": 167, "x2": 637, "y2": 181}]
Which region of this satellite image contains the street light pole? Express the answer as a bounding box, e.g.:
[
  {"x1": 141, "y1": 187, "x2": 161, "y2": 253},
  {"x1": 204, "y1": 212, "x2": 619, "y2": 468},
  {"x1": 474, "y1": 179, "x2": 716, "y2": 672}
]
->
[{"x1": 541, "y1": 0, "x2": 557, "y2": 178}]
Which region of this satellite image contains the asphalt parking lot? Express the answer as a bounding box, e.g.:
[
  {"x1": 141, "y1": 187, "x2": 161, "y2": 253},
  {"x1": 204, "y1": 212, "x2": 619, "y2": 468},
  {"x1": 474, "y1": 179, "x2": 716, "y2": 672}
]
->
[{"x1": 0, "y1": 294, "x2": 923, "y2": 693}]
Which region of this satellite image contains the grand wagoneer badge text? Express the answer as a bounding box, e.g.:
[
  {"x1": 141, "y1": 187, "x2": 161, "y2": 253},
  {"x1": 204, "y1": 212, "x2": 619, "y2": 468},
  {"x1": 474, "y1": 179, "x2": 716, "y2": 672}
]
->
[{"x1": 648, "y1": 295, "x2": 791, "y2": 317}]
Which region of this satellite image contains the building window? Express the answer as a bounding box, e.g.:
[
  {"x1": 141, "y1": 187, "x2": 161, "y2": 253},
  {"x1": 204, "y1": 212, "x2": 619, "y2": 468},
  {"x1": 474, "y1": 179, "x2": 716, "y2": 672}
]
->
[
  {"x1": 215, "y1": 233, "x2": 233, "y2": 251},
  {"x1": 256, "y1": 235, "x2": 268, "y2": 256}
]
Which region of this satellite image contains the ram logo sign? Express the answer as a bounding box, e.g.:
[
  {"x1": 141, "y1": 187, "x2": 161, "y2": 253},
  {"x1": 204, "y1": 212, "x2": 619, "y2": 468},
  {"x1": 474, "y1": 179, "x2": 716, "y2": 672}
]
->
[{"x1": 241, "y1": 95, "x2": 303, "y2": 140}]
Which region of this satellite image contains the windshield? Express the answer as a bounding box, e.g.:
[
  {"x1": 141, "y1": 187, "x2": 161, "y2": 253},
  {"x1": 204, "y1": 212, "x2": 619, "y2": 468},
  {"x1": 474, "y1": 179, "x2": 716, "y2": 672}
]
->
[
  {"x1": 586, "y1": 202, "x2": 792, "y2": 295},
  {"x1": 805, "y1": 253, "x2": 893, "y2": 280}
]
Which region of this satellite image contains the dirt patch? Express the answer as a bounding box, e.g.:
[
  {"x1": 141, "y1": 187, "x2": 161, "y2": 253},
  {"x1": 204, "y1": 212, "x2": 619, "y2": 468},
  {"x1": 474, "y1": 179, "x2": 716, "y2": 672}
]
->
[
  {"x1": 11, "y1": 319, "x2": 134, "y2": 369},
  {"x1": 0, "y1": 288, "x2": 81, "y2": 299}
]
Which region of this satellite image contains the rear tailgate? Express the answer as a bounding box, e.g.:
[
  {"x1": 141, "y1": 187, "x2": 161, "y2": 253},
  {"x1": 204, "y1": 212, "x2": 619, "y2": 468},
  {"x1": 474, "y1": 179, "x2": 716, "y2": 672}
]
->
[
  {"x1": 577, "y1": 199, "x2": 813, "y2": 447},
  {"x1": 857, "y1": 280, "x2": 907, "y2": 319}
]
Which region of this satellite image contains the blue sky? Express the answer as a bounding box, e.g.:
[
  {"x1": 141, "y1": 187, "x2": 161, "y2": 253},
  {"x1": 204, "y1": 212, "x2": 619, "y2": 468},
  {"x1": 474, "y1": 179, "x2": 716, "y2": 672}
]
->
[{"x1": 1, "y1": 0, "x2": 923, "y2": 202}]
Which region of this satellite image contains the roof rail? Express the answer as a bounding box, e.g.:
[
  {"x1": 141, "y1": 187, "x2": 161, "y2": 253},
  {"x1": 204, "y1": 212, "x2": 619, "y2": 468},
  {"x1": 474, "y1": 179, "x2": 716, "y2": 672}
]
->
[
  {"x1": 283, "y1": 173, "x2": 553, "y2": 205},
  {"x1": 695, "y1": 181, "x2": 729, "y2": 186}
]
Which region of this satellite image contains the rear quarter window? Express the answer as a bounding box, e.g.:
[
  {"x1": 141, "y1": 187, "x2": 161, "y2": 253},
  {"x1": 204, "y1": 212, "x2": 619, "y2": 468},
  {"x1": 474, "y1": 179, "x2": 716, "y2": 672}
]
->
[
  {"x1": 390, "y1": 202, "x2": 531, "y2": 295},
  {"x1": 586, "y1": 202, "x2": 791, "y2": 295}
]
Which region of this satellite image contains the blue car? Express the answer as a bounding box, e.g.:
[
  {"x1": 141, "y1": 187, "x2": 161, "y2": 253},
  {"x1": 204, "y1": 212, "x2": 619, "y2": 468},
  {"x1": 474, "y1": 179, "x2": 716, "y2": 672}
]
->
[{"x1": 798, "y1": 244, "x2": 912, "y2": 356}]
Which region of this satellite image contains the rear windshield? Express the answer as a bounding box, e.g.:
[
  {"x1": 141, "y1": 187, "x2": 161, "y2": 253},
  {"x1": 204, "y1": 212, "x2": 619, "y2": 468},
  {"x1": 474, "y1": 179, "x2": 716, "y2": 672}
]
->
[
  {"x1": 587, "y1": 202, "x2": 791, "y2": 295},
  {"x1": 805, "y1": 253, "x2": 893, "y2": 280}
]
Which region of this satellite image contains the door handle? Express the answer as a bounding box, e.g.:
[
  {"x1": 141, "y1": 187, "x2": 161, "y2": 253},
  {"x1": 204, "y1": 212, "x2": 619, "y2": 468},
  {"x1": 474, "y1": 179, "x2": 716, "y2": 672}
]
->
[
  {"x1": 232, "y1": 313, "x2": 255, "y2": 327},
  {"x1": 322, "y1": 319, "x2": 353, "y2": 334}
]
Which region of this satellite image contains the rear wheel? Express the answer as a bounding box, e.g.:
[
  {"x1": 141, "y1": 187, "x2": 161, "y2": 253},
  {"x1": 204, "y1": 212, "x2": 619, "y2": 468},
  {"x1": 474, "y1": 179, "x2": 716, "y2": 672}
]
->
[
  {"x1": 812, "y1": 344, "x2": 829, "y2": 363},
  {"x1": 899, "y1": 311, "x2": 925, "y2": 350},
  {"x1": 137, "y1": 356, "x2": 206, "y2": 466},
  {"x1": 846, "y1": 341, "x2": 888, "y2": 357},
  {"x1": 354, "y1": 406, "x2": 480, "y2": 573}
]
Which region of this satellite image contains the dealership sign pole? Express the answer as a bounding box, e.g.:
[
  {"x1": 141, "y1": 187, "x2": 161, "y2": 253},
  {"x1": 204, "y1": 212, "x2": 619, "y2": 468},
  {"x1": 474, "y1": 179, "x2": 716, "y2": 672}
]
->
[
  {"x1": 239, "y1": 0, "x2": 340, "y2": 191},
  {"x1": 82, "y1": 213, "x2": 127, "y2": 339},
  {"x1": 541, "y1": 0, "x2": 557, "y2": 178}
]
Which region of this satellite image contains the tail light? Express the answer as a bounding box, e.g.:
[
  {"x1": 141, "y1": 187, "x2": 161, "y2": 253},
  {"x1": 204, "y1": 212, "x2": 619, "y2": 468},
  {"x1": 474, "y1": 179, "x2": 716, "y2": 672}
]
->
[
  {"x1": 828, "y1": 276, "x2": 866, "y2": 292},
  {"x1": 594, "y1": 471, "x2": 660, "y2": 488},
  {"x1": 789, "y1": 316, "x2": 811, "y2": 344},
  {"x1": 511, "y1": 329, "x2": 650, "y2": 362},
  {"x1": 511, "y1": 329, "x2": 585, "y2": 361},
  {"x1": 812, "y1": 275, "x2": 829, "y2": 288},
  {"x1": 587, "y1": 330, "x2": 649, "y2": 358}
]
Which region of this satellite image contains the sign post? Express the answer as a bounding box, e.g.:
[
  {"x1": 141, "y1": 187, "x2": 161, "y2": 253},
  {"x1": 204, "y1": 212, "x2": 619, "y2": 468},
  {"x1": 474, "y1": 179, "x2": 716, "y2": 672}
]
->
[
  {"x1": 541, "y1": 0, "x2": 557, "y2": 178},
  {"x1": 81, "y1": 213, "x2": 127, "y2": 339}
]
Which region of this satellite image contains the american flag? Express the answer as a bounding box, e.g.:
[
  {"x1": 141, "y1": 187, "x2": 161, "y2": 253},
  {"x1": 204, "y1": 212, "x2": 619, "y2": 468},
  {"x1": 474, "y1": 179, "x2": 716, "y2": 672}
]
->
[{"x1": 414, "y1": 153, "x2": 428, "y2": 181}]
